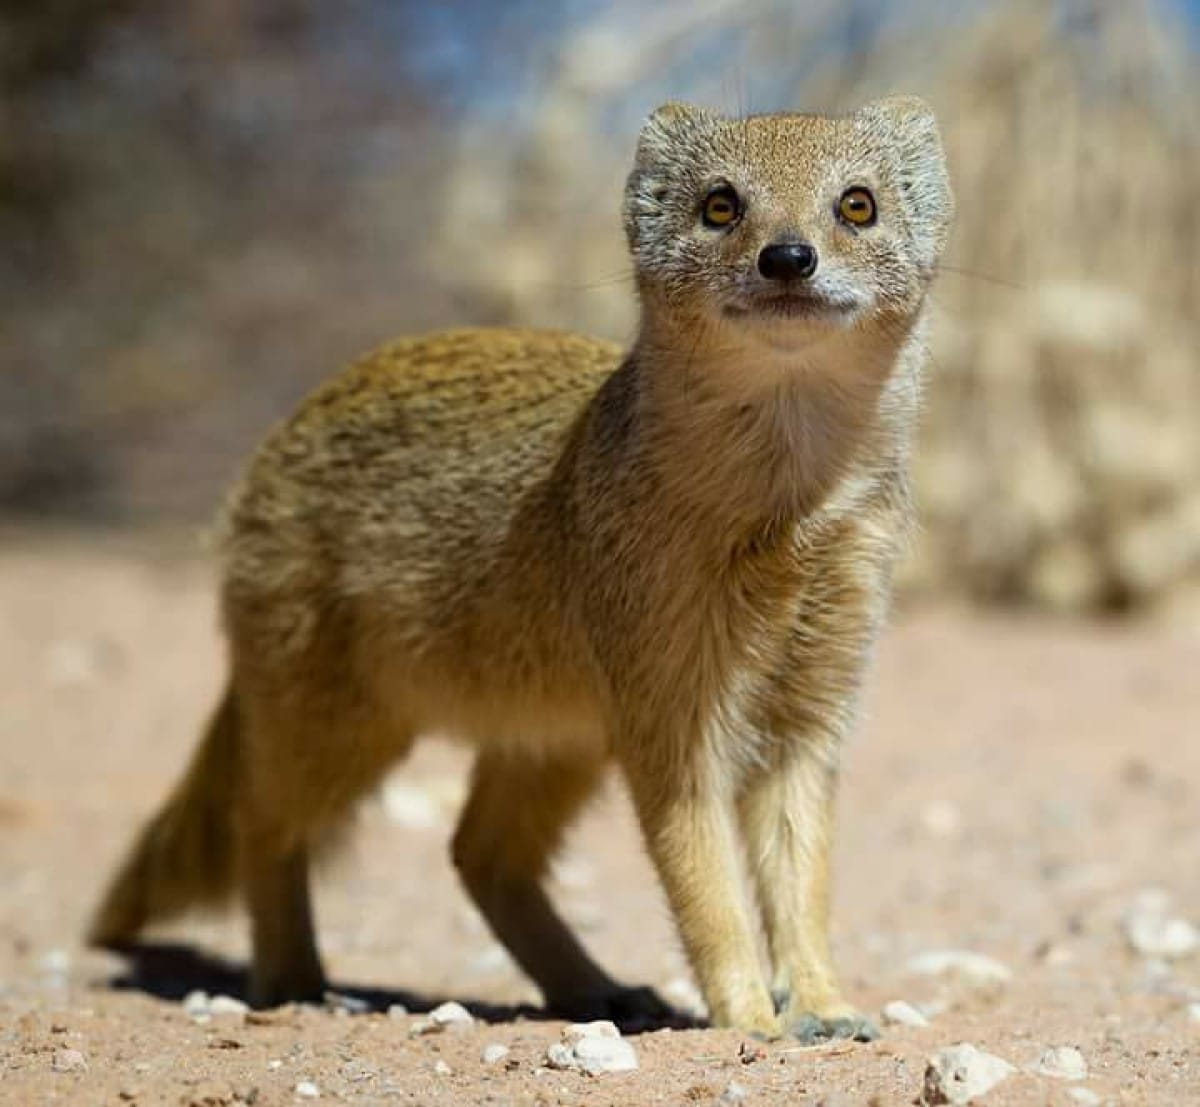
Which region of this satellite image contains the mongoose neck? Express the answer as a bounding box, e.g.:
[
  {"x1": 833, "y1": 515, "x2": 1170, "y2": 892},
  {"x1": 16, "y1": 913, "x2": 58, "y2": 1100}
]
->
[{"x1": 621, "y1": 304, "x2": 923, "y2": 532}]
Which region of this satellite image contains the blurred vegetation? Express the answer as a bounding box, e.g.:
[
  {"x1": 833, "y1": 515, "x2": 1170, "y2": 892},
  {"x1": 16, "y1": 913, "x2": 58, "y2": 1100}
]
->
[{"x1": 2, "y1": 0, "x2": 1198, "y2": 616}]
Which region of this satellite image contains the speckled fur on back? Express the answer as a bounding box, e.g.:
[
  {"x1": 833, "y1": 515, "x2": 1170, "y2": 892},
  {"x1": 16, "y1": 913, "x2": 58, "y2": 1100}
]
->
[{"x1": 90, "y1": 97, "x2": 953, "y2": 1038}]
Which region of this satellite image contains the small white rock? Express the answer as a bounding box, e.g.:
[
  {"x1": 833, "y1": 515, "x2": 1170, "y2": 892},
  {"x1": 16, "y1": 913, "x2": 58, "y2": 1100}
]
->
[
  {"x1": 571, "y1": 1035, "x2": 639, "y2": 1075},
  {"x1": 881, "y1": 999, "x2": 930, "y2": 1028},
  {"x1": 1033, "y1": 1045, "x2": 1088, "y2": 1080},
  {"x1": 481, "y1": 1043, "x2": 510, "y2": 1064},
  {"x1": 1188, "y1": 1002, "x2": 1200, "y2": 1022},
  {"x1": 182, "y1": 989, "x2": 211, "y2": 1018},
  {"x1": 562, "y1": 1019, "x2": 621, "y2": 1043},
  {"x1": 923, "y1": 1043, "x2": 1014, "y2": 1105},
  {"x1": 718, "y1": 1080, "x2": 748, "y2": 1104},
  {"x1": 1124, "y1": 910, "x2": 1199, "y2": 960},
  {"x1": 39, "y1": 950, "x2": 72, "y2": 974},
  {"x1": 324, "y1": 991, "x2": 369, "y2": 1014},
  {"x1": 294, "y1": 1080, "x2": 320, "y2": 1099},
  {"x1": 339, "y1": 1060, "x2": 376, "y2": 1083},
  {"x1": 1038, "y1": 943, "x2": 1076, "y2": 967},
  {"x1": 907, "y1": 951, "x2": 1013, "y2": 991},
  {"x1": 433, "y1": 1059, "x2": 452, "y2": 1076},
  {"x1": 51, "y1": 1048, "x2": 87, "y2": 1073},
  {"x1": 208, "y1": 994, "x2": 249, "y2": 1019},
  {"x1": 1067, "y1": 1088, "x2": 1101, "y2": 1106},
  {"x1": 410, "y1": 1000, "x2": 474, "y2": 1036},
  {"x1": 545, "y1": 1022, "x2": 637, "y2": 1075},
  {"x1": 387, "y1": 1003, "x2": 408, "y2": 1019},
  {"x1": 430, "y1": 1000, "x2": 474, "y2": 1028},
  {"x1": 545, "y1": 1042, "x2": 576, "y2": 1069}
]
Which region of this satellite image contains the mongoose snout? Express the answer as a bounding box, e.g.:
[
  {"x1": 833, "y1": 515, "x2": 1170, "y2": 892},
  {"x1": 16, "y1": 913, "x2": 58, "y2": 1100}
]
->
[{"x1": 757, "y1": 241, "x2": 819, "y2": 281}]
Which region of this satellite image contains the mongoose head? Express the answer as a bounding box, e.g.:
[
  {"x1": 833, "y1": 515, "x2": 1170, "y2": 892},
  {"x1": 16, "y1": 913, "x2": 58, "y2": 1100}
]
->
[{"x1": 623, "y1": 97, "x2": 953, "y2": 343}]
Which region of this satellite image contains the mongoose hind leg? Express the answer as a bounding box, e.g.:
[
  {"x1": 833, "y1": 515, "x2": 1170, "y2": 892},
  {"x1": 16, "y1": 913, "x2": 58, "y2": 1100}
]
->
[
  {"x1": 242, "y1": 838, "x2": 327, "y2": 1007},
  {"x1": 738, "y1": 742, "x2": 877, "y2": 1043},
  {"x1": 230, "y1": 656, "x2": 412, "y2": 1009},
  {"x1": 452, "y1": 751, "x2": 670, "y2": 1028}
]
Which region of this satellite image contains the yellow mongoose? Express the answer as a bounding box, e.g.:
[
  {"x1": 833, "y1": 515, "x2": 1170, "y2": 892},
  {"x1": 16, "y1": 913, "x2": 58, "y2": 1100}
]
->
[{"x1": 90, "y1": 97, "x2": 952, "y2": 1042}]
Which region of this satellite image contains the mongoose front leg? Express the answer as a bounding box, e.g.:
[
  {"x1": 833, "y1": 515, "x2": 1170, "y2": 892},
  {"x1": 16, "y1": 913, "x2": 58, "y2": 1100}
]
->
[
  {"x1": 737, "y1": 741, "x2": 876, "y2": 1042},
  {"x1": 624, "y1": 748, "x2": 778, "y2": 1037},
  {"x1": 244, "y1": 841, "x2": 327, "y2": 1008},
  {"x1": 452, "y1": 752, "x2": 669, "y2": 1026}
]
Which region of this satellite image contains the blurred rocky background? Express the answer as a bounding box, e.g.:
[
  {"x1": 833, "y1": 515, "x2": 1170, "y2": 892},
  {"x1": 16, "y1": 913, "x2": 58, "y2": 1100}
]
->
[{"x1": 3, "y1": 0, "x2": 1198, "y2": 616}]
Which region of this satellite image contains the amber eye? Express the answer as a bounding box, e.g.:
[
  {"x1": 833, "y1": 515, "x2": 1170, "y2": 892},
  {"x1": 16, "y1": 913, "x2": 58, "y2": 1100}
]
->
[
  {"x1": 702, "y1": 185, "x2": 741, "y2": 228},
  {"x1": 838, "y1": 187, "x2": 876, "y2": 227}
]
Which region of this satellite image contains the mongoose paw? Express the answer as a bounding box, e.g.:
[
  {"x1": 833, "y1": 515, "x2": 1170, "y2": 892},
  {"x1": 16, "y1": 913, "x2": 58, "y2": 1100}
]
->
[
  {"x1": 788, "y1": 1011, "x2": 879, "y2": 1044},
  {"x1": 551, "y1": 984, "x2": 678, "y2": 1032}
]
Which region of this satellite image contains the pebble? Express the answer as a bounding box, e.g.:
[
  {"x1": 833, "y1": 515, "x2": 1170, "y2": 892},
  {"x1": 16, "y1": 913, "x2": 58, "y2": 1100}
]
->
[
  {"x1": 545, "y1": 1021, "x2": 638, "y2": 1075},
  {"x1": 410, "y1": 1000, "x2": 474, "y2": 1035},
  {"x1": 1123, "y1": 894, "x2": 1199, "y2": 959},
  {"x1": 1188, "y1": 1002, "x2": 1200, "y2": 1022},
  {"x1": 1067, "y1": 1089, "x2": 1101, "y2": 1106},
  {"x1": 881, "y1": 999, "x2": 929, "y2": 1028},
  {"x1": 39, "y1": 950, "x2": 71, "y2": 975},
  {"x1": 182, "y1": 990, "x2": 212, "y2": 1021},
  {"x1": 433, "y1": 1059, "x2": 453, "y2": 1076},
  {"x1": 387, "y1": 1003, "x2": 408, "y2": 1019},
  {"x1": 923, "y1": 1043, "x2": 1014, "y2": 1104},
  {"x1": 907, "y1": 951, "x2": 1012, "y2": 991},
  {"x1": 718, "y1": 1080, "x2": 747, "y2": 1104},
  {"x1": 51, "y1": 1048, "x2": 87, "y2": 1073},
  {"x1": 209, "y1": 994, "x2": 249, "y2": 1020},
  {"x1": 1037, "y1": 942, "x2": 1076, "y2": 967},
  {"x1": 481, "y1": 1043, "x2": 510, "y2": 1064},
  {"x1": 431, "y1": 1000, "x2": 473, "y2": 1027},
  {"x1": 294, "y1": 1080, "x2": 320, "y2": 1098},
  {"x1": 324, "y1": 991, "x2": 369, "y2": 1014},
  {"x1": 563, "y1": 1020, "x2": 621, "y2": 1043},
  {"x1": 339, "y1": 1060, "x2": 376, "y2": 1083},
  {"x1": 1033, "y1": 1045, "x2": 1088, "y2": 1080}
]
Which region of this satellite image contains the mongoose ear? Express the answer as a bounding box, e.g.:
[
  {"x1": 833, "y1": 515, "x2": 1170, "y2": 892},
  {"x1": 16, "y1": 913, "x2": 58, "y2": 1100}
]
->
[
  {"x1": 635, "y1": 101, "x2": 717, "y2": 164},
  {"x1": 856, "y1": 96, "x2": 954, "y2": 269}
]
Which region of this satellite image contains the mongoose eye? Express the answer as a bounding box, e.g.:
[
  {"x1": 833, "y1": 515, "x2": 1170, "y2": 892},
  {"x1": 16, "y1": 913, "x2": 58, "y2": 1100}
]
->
[
  {"x1": 838, "y1": 187, "x2": 876, "y2": 227},
  {"x1": 702, "y1": 185, "x2": 741, "y2": 229}
]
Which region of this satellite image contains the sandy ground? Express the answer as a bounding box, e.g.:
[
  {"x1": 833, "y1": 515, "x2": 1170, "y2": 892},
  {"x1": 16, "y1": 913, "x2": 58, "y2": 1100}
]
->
[{"x1": 0, "y1": 536, "x2": 1197, "y2": 1106}]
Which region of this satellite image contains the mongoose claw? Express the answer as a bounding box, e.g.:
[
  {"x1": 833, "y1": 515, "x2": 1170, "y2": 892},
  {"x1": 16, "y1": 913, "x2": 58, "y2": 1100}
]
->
[{"x1": 788, "y1": 1011, "x2": 879, "y2": 1044}]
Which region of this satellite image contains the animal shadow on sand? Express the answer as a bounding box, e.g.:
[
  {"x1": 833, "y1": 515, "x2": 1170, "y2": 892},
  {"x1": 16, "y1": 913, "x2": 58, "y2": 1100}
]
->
[{"x1": 98, "y1": 940, "x2": 697, "y2": 1032}]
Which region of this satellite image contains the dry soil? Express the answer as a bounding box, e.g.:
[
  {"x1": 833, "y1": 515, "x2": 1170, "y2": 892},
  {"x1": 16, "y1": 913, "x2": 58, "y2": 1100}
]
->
[{"x1": 0, "y1": 538, "x2": 1197, "y2": 1106}]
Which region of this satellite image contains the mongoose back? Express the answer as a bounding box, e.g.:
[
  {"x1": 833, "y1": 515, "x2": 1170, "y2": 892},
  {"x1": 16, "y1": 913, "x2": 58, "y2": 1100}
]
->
[{"x1": 91, "y1": 96, "x2": 953, "y2": 1041}]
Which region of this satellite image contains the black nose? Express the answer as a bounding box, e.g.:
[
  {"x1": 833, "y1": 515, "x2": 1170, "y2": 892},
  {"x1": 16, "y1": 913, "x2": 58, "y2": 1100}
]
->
[{"x1": 757, "y1": 242, "x2": 818, "y2": 281}]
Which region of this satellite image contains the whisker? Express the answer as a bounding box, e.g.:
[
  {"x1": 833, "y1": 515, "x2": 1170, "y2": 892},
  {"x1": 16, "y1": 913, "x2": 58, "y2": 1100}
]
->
[
  {"x1": 936, "y1": 264, "x2": 1024, "y2": 291},
  {"x1": 538, "y1": 271, "x2": 637, "y2": 292}
]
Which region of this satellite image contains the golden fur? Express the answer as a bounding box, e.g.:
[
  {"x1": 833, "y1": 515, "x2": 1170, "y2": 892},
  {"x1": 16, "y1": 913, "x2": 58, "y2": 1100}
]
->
[{"x1": 90, "y1": 96, "x2": 953, "y2": 1041}]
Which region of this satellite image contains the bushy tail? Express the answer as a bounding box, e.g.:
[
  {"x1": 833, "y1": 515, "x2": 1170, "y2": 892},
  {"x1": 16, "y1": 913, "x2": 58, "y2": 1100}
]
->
[{"x1": 88, "y1": 685, "x2": 241, "y2": 948}]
